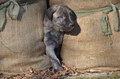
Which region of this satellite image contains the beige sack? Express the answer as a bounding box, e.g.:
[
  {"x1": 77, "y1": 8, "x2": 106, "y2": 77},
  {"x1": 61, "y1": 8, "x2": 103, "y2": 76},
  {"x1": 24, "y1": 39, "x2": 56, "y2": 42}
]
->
[
  {"x1": 0, "y1": 0, "x2": 51, "y2": 74},
  {"x1": 50, "y1": 0, "x2": 120, "y2": 71},
  {"x1": 0, "y1": 0, "x2": 8, "y2": 4},
  {"x1": 0, "y1": 0, "x2": 28, "y2": 4},
  {"x1": 50, "y1": 0, "x2": 120, "y2": 9}
]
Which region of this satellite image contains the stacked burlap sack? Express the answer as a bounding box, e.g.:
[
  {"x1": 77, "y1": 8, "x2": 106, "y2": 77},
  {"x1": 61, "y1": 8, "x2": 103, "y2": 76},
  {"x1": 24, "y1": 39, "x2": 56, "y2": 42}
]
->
[
  {"x1": 50, "y1": 0, "x2": 120, "y2": 71},
  {"x1": 1, "y1": 0, "x2": 120, "y2": 75},
  {"x1": 0, "y1": 0, "x2": 51, "y2": 74}
]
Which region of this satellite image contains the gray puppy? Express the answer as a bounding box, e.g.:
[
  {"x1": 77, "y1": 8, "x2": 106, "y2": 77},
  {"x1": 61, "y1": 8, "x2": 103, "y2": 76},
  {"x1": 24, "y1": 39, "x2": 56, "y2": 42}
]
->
[{"x1": 44, "y1": 4, "x2": 77, "y2": 72}]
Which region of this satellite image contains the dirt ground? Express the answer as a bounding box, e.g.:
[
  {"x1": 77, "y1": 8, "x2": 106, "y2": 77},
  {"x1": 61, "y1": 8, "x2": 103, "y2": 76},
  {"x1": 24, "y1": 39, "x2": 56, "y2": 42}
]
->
[
  {"x1": 0, "y1": 64, "x2": 77, "y2": 79},
  {"x1": 1, "y1": 64, "x2": 120, "y2": 79}
]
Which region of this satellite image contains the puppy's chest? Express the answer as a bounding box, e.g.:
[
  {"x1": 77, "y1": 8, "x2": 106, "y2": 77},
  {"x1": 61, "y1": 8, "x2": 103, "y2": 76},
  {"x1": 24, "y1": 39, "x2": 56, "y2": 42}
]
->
[{"x1": 50, "y1": 31, "x2": 63, "y2": 44}]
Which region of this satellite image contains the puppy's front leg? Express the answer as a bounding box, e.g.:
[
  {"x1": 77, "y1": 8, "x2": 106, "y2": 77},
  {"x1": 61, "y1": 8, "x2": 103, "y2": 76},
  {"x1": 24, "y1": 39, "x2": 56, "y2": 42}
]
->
[
  {"x1": 46, "y1": 45, "x2": 64, "y2": 72},
  {"x1": 55, "y1": 44, "x2": 62, "y2": 61}
]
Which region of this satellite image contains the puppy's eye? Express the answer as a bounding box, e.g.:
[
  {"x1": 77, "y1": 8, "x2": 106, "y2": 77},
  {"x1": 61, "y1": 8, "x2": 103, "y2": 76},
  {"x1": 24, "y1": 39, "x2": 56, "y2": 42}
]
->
[{"x1": 57, "y1": 16, "x2": 64, "y2": 19}]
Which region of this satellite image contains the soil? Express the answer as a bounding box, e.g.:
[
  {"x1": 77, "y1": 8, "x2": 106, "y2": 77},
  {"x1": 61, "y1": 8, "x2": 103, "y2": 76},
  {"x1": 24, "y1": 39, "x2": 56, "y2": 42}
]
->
[{"x1": 0, "y1": 64, "x2": 120, "y2": 79}]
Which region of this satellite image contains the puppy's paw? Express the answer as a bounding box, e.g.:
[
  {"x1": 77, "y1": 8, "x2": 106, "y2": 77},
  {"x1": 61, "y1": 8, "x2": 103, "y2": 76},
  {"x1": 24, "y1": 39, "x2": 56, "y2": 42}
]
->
[{"x1": 54, "y1": 67, "x2": 64, "y2": 73}]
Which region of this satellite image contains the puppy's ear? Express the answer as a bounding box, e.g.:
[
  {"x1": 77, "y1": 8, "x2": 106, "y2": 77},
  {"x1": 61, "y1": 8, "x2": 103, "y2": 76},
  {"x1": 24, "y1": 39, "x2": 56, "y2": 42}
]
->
[
  {"x1": 71, "y1": 11, "x2": 77, "y2": 20},
  {"x1": 46, "y1": 7, "x2": 56, "y2": 20}
]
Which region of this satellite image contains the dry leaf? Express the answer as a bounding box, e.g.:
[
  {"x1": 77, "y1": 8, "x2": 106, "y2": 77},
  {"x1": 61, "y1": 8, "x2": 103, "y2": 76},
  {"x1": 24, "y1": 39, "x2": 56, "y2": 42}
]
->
[
  {"x1": 0, "y1": 64, "x2": 79, "y2": 79},
  {"x1": 44, "y1": 77, "x2": 51, "y2": 79},
  {"x1": 29, "y1": 67, "x2": 34, "y2": 73}
]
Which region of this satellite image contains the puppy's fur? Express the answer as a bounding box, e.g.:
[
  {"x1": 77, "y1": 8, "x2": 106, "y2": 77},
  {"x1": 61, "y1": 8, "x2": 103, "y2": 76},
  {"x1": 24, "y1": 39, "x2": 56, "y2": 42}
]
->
[{"x1": 44, "y1": 4, "x2": 77, "y2": 72}]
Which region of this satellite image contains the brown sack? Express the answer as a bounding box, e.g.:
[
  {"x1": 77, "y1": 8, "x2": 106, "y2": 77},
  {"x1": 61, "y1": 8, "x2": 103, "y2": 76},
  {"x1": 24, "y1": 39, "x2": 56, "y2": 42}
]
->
[
  {"x1": 0, "y1": 0, "x2": 8, "y2": 4},
  {"x1": 50, "y1": 0, "x2": 120, "y2": 71},
  {"x1": 50, "y1": 0, "x2": 120, "y2": 9},
  {"x1": 0, "y1": 0, "x2": 28, "y2": 4},
  {"x1": 0, "y1": 0, "x2": 51, "y2": 74}
]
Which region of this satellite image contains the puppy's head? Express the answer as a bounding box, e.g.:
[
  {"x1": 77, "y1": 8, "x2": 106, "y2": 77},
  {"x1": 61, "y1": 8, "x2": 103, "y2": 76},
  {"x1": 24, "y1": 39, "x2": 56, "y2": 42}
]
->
[{"x1": 46, "y1": 4, "x2": 77, "y2": 32}]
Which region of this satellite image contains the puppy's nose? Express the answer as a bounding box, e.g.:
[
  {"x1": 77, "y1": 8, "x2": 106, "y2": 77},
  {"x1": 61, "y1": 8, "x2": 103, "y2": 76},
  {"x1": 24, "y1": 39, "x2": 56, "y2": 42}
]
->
[{"x1": 69, "y1": 23, "x2": 74, "y2": 27}]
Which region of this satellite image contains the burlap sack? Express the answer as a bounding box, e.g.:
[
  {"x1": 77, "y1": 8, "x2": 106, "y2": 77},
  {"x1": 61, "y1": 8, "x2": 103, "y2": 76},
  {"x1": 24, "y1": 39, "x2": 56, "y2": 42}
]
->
[
  {"x1": 50, "y1": 0, "x2": 120, "y2": 71},
  {"x1": 50, "y1": 0, "x2": 120, "y2": 9},
  {"x1": 0, "y1": 0, "x2": 8, "y2": 4},
  {"x1": 0, "y1": 0, "x2": 51, "y2": 74},
  {"x1": 0, "y1": 0, "x2": 28, "y2": 4}
]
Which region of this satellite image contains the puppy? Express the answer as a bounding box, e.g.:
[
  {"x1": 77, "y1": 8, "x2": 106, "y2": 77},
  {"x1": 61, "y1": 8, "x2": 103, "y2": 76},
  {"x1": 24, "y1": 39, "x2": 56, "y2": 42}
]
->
[{"x1": 43, "y1": 4, "x2": 77, "y2": 72}]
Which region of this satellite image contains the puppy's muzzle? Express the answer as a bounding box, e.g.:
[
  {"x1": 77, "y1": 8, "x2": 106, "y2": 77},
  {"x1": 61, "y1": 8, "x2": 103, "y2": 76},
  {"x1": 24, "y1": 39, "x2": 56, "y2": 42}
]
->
[
  {"x1": 69, "y1": 23, "x2": 74, "y2": 27},
  {"x1": 64, "y1": 23, "x2": 74, "y2": 31}
]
